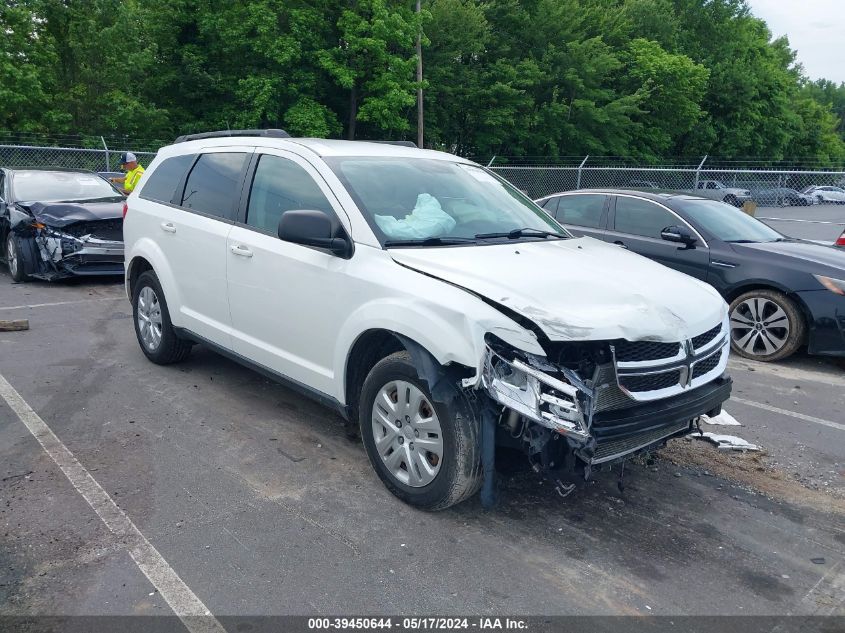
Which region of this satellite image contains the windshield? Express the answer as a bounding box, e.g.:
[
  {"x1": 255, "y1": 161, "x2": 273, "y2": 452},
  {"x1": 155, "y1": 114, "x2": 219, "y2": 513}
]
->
[
  {"x1": 678, "y1": 199, "x2": 783, "y2": 242},
  {"x1": 12, "y1": 170, "x2": 121, "y2": 202},
  {"x1": 326, "y1": 157, "x2": 566, "y2": 245}
]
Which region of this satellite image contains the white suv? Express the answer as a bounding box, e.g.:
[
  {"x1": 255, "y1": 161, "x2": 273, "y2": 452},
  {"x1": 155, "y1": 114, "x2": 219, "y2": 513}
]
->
[{"x1": 124, "y1": 130, "x2": 732, "y2": 510}]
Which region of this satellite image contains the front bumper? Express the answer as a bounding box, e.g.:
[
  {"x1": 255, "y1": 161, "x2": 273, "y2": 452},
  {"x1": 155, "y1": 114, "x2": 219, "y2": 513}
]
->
[
  {"x1": 34, "y1": 230, "x2": 124, "y2": 279},
  {"x1": 481, "y1": 326, "x2": 733, "y2": 464},
  {"x1": 799, "y1": 290, "x2": 845, "y2": 357}
]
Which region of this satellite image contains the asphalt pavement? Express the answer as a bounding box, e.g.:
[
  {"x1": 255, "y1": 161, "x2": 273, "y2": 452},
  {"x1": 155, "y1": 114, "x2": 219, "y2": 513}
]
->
[
  {"x1": 756, "y1": 203, "x2": 845, "y2": 243},
  {"x1": 1, "y1": 274, "x2": 843, "y2": 625}
]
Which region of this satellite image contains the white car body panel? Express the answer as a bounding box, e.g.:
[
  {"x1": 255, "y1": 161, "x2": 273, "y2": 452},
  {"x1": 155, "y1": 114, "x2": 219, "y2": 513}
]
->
[{"x1": 389, "y1": 236, "x2": 727, "y2": 344}]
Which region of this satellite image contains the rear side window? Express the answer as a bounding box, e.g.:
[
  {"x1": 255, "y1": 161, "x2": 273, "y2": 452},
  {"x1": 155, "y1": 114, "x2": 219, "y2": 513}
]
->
[
  {"x1": 246, "y1": 155, "x2": 333, "y2": 234},
  {"x1": 139, "y1": 154, "x2": 194, "y2": 203},
  {"x1": 180, "y1": 152, "x2": 247, "y2": 220},
  {"x1": 555, "y1": 194, "x2": 605, "y2": 228}
]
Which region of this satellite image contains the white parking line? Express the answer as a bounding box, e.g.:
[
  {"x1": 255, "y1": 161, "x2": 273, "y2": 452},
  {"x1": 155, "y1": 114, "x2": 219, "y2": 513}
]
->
[
  {"x1": 0, "y1": 373, "x2": 226, "y2": 633},
  {"x1": 0, "y1": 297, "x2": 124, "y2": 311},
  {"x1": 731, "y1": 396, "x2": 845, "y2": 432},
  {"x1": 728, "y1": 358, "x2": 845, "y2": 388}
]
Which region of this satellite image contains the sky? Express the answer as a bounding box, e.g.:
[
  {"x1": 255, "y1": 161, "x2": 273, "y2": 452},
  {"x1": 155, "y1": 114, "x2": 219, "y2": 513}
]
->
[{"x1": 746, "y1": 0, "x2": 845, "y2": 84}]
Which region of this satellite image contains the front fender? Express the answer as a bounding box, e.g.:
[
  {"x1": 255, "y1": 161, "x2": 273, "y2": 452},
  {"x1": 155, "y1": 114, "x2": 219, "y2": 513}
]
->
[{"x1": 332, "y1": 291, "x2": 544, "y2": 404}]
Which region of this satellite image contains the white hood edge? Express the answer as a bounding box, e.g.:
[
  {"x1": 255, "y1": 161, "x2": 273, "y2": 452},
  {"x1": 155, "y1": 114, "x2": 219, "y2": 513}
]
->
[{"x1": 391, "y1": 237, "x2": 728, "y2": 345}]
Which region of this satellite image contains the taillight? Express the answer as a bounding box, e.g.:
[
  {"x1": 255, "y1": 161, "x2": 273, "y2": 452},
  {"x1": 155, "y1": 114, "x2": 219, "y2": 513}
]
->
[
  {"x1": 836, "y1": 230, "x2": 845, "y2": 247},
  {"x1": 122, "y1": 202, "x2": 128, "y2": 219}
]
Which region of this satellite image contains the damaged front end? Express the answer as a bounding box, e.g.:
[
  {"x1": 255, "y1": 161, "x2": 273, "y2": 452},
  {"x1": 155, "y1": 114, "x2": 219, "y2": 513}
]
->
[
  {"x1": 9, "y1": 207, "x2": 124, "y2": 281},
  {"x1": 480, "y1": 319, "x2": 732, "y2": 482}
]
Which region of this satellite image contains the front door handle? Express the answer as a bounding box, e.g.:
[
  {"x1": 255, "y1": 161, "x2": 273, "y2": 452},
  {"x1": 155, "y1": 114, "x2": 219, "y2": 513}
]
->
[
  {"x1": 160, "y1": 222, "x2": 176, "y2": 233},
  {"x1": 229, "y1": 244, "x2": 253, "y2": 258},
  {"x1": 613, "y1": 240, "x2": 628, "y2": 249}
]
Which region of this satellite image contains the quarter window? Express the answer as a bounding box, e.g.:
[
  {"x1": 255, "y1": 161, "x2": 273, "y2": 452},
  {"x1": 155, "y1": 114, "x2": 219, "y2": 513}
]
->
[
  {"x1": 554, "y1": 194, "x2": 606, "y2": 228},
  {"x1": 246, "y1": 155, "x2": 333, "y2": 234},
  {"x1": 180, "y1": 153, "x2": 247, "y2": 220},
  {"x1": 613, "y1": 197, "x2": 679, "y2": 239},
  {"x1": 139, "y1": 154, "x2": 195, "y2": 203}
]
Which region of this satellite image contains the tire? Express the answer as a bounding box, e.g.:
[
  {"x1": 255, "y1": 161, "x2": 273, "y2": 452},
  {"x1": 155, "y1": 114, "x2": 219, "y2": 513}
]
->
[
  {"x1": 5, "y1": 233, "x2": 28, "y2": 282},
  {"x1": 132, "y1": 270, "x2": 192, "y2": 364},
  {"x1": 723, "y1": 195, "x2": 740, "y2": 207},
  {"x1": 728, "y1": 289, "x2": 805, "y2": 362},
  {"x1": 359, "y1": 351, "x2": 482, "y2": 510}
]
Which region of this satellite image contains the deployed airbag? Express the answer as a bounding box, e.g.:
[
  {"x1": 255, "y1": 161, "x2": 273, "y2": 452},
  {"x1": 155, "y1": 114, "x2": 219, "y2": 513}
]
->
[{"x1": 375, "y1": 194, "x2": 456, "y2": 239}]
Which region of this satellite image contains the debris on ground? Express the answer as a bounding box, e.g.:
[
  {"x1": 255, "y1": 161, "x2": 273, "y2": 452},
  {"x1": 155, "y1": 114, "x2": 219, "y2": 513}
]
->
[
  {"x1": 692, "y1": 432, "x2": 760, "y2": 452},
  {"x1": 699, "y1": 410, "x2": 741, "y2": 426},
  {"x1": 0, "y1": 319, "x2": 29, "y2": 332}
]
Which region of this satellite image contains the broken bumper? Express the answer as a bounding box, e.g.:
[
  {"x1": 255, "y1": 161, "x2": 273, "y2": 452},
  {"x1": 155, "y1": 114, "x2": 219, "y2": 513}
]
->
[
  {"x1": 34, "y1": 229, "x2": 124, "y2": 279},
  {"x1": 481, "y1": 334, "x2": 732, "y2": 465}
]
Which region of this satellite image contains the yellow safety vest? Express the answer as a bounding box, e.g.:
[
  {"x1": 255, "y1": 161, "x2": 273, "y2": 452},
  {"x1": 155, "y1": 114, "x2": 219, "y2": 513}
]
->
[{"x1": 124, "y1": 165, "x2": 145, "y2": 192}]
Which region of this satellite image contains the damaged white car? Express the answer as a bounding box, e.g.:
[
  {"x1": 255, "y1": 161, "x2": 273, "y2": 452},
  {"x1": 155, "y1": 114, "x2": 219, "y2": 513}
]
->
[{"x1": 124, "y1": 130, "x2": 732, "y2": 510}]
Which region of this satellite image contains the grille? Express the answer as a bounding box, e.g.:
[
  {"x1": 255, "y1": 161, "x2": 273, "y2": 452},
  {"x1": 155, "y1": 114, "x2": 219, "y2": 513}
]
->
[
  {"x1": 63, "y1": 219, "x2": 123, "y2": 241},
  {"x1": 591, "y1": 421, "x2": 691, "y2": 464},
  {"x1": 692, "y1": 352, "x2": 721, "y2": 379},
  {"x1": 614, "y1": 340, "x2": 680, "y2": 362},
  {"x1": 692, "y1": 324, "x2": 721, "y2": 350},
  {"x1": 619, "y1": 370, "x2": 681, "y2": 393}
]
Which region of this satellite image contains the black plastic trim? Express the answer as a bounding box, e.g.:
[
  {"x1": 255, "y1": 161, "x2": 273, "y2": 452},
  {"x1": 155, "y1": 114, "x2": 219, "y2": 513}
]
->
[{"x1": 592, "y1": 375, "x2": 732, "y2": 440}]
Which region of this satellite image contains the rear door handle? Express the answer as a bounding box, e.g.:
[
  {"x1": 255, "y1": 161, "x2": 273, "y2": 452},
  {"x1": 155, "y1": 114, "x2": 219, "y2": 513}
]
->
[
  {"x1": 160, "y1": 222, "x2": 176, "y2": 233},
  {"x1": 229, "y1": 244, "x2": 253, "y2": 258},
  {"x1": 613, "y1": 240, "x2": 628, "y2": 249}
]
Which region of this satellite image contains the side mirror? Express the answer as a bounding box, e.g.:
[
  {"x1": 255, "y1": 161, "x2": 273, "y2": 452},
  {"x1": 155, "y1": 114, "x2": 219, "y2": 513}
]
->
[
  {"x1": 278, "y1": 210, "x2": 352, "y2": 258},
  {"x1": 661, "y1": 225, "x2": 697, "y2": 247}
]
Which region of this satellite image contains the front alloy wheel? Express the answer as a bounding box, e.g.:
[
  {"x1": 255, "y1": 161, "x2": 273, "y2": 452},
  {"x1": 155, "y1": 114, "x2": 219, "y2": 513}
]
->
[
  {"x1": 729, "y1": 290, "x2": 805, "y2": 362},
  {"x1": 5, "y1": 234, "x2": 26, "y2": 282}
]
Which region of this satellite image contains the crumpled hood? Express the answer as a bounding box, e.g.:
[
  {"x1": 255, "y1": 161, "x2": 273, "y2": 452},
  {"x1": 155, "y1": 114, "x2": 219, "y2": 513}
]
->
[
  {"x1": 19, "y1": 199, "x2": 124, "y2": 228},
  {"x1": 391, "y1": 237, "x2": 727, "y2": 343}
]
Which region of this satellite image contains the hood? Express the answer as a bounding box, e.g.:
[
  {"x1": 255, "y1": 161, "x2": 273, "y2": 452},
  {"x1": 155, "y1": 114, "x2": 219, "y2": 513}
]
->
[
  {"x1": 19, "y1": 199, "x2": 124, "y2": 228},
  {"x1": 735, "y1": 240, "x2": 845, "y2": 276},
  {"x1": 391, "y1": 237, "x2": 726, "y2": 344}
]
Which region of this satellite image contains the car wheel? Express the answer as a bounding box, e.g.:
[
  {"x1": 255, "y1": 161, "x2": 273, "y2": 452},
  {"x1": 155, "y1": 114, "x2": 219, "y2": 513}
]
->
[
  {"x1": 132, "y1": 270, "x2": 192, "y2": 364},
  {"x1": 5, "y1": 233, "x2": 28, "y2": 282},
  {"x1": 723, "y1": 195, "x2": 740, "y2": 207},
  {"x1": 729, "y1": 290, "x2": 805, "y2": 362},
  {"x1": 359, "y1": 351, "x2": 482, "y2": 510}
]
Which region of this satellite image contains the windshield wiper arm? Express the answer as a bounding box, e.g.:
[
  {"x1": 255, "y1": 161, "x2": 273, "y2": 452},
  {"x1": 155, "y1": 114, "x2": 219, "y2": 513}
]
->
[
  {"x1": 474, "y1": 227, "x2": 568, "y2": 240},
  {"x1": 383, "y1": 236, "x2": 477, "y2": 247}
]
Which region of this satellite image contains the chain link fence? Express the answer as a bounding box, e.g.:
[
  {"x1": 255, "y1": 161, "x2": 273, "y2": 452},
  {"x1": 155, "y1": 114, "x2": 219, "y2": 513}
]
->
[
  {"x1": 489, "y1": 160, "x2": 845, "y2": 205},
  {"x1": 0, "y1": 144, "x2": 157, "y2": 174}
]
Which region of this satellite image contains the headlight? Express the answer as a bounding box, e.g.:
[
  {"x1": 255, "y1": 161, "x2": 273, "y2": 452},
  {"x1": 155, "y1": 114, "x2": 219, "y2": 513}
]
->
[
  {"x1": 481, "y1": 334, "x2": 590, "y2": 438},
  {"x1": 813, "y1": 274, "x2": 845, "y2": 296}
]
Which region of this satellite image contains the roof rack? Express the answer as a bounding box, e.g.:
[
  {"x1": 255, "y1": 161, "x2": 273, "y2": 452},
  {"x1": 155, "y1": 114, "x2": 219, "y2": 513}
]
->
[
  {"x1": 367, "y1": 140, "x2": 418, "y2": 148},
  {"x1": 174, "y1": 129, "x2": 290, "y2": 143}
]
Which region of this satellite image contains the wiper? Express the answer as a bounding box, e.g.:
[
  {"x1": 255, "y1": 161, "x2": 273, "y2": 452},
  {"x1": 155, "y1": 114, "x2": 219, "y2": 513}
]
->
[
  {"x1": 383, "y1": 236, "x2": 477, "y2": 247},
  {"x1": 474, "y1": 227, "x2": 568, "y2": 240},
  {"x1": 725, "y1": 239, "x2": 759, "y2": 243}
]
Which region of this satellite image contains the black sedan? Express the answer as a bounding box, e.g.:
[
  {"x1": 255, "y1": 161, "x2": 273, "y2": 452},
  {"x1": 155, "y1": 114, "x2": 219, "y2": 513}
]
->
[
  {"x1": 536, "y1": 189, "x2": 845, "y2": 362},
  {"x1": 1, "y1": 167, "x2": 125, "y2": 282}
]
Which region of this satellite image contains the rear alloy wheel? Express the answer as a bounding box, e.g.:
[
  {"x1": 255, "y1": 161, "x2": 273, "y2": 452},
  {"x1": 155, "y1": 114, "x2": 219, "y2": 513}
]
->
[
  {"x1": 360, "y1": 351, "x2": 482, "y2": 510},
  {"x1": 5, "y1": 233, "x2": 27, "y2": 282},
  {"x1": 132, "y1": 270, "x2": 192, "y2": 364},
  {"x1": 729, "y1": 290, "x2": 805, "y2": 362}
]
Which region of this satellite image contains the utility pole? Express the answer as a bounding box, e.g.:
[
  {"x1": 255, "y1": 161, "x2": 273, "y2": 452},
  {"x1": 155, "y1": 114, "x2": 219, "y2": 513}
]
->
[{"x1": 416, "y1": 0, "x2": 423, "y2": 148}]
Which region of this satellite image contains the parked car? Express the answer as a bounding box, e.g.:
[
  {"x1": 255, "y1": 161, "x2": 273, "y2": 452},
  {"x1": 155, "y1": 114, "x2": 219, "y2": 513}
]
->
[
  {"x1": 536, "y1": 189, "x2": 845, "y2": 362},
  {"x1": 753, "y1": 187, "x2": 814, "y2": 206},
  {"x1": 691, "y1": 180, "x2": 752, "y2": 207},
  {"x1": 801, "y1": 186, "x2": 845, "y2": 204},
  {"x1": 1, "y1": 167, "x2": 125, "y2": 282},
  {"x1": 124, "y1": 130, "x2": 732, "y2": 509}
]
